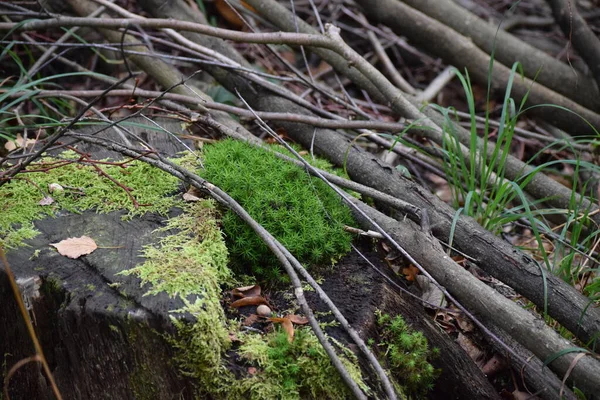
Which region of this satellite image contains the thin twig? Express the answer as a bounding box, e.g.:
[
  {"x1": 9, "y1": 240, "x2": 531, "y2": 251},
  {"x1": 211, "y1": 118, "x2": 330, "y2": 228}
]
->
[
  {"x1": 0, "y1": 248, "x2": 63, "y2": 400},
  {"x1": 366, "y1": 26, "x2": 416, "y2": 94}
]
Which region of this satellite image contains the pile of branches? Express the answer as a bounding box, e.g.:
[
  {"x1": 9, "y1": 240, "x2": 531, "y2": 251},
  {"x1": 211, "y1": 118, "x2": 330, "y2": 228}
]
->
[{"x1": 1, "y1": 0, "x2": 600, "y2": 399}]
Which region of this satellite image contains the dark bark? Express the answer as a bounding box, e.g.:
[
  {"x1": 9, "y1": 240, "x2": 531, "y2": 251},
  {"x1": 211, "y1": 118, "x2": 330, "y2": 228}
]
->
[
  {"x1": 400, "y1": 0, "x2": 600, "y2": 111},
  {"x1": 546, "y1": 0, "x2": 600, "y2": 91},
  {"x1": 483, "y1": 321, "x2": 577, "y2": 400},
  {"x1": 305, "y1": 244, "x2": 501, "y2": 400},
  {"x1": 355, "y1": 0, "x2": 600, "y2": 136},
  {"x1": 0, "y1": 120, "x2": 198, "y2": 400},
  {"x1": 1, "y1": 209, "x2": 194, "y2": 400},
  {"x1": 346, "y1": 197, "x2": 600, "y2": 396}
]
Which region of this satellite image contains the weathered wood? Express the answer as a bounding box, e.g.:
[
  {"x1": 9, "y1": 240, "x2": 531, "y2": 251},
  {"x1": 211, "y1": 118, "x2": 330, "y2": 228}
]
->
[
  {"x1": 1, "y1": 118, "x2": 197, "y2": 399},
  {"x1": 305, "y1": 244, "x2": 502, "y2": 400},
  {"x1": 1, "y1": 209, "x2": 194, "y2": 399},
  {"x1": 348, "y1": 197, "x2": 600, "y2": 397},
  {"x1": 252, "y1": 93, "x2": 600, "y2": 349}
]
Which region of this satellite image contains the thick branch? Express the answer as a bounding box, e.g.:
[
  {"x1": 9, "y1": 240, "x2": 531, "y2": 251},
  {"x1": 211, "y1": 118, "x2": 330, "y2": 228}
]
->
[
  {"x1": 401, "y1": 0, "x2": 600, "y2": 111},
  {"x1": 246, "y1": 0, "x2": 600, "y2": 235},
  {"x1": 355, "y1": 0, "x2": 600, "y2": 135},
  {"x1": 254, "y1": 94, "x2": 600, "y2": 349},
  {"x1": 349, "y1": 198, "x2": 600, "y2": 396},
  {"x1": 546, "y1": 0, "x2": 600, "y2": 90}
]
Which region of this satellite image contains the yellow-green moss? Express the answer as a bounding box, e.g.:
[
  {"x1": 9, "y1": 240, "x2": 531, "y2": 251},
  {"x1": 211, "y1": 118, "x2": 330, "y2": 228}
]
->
[
  {"x1": 121, "y1": 200, "x2": 231, "y2": 297},
  {"x1": 0, "y1": 150, "x2": 181, "y2": 248},
  {"x1": 119, "y1": 200, "x2": 235, "y2": 396},
  {"x1": 376, "y1": 311, "x2": 439, "y2": 398},
  {"x1": 236, "y1": 327, "x2": 368, "y2": 400},
  {"x1": 2, "y1": 148, "x2": 367, "y2": 399}
]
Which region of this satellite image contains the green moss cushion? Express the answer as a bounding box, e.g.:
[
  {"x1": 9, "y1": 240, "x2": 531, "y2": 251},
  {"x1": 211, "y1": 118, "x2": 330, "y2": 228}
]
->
[{"x1": 200, "y1": 139, "x2": 354, "y2": 279}]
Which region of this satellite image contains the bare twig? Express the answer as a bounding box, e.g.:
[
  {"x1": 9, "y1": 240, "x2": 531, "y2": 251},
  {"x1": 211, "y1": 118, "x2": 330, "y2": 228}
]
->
[
  {"x1": 416, "y1": 66, "x2": 456, "y2": 104},
  {"x1": 366, "y1": 26, "x2": 416, "y2": 94},
  {"x1": 0, "y1": 248, "x2": 63, "y2": 400}
]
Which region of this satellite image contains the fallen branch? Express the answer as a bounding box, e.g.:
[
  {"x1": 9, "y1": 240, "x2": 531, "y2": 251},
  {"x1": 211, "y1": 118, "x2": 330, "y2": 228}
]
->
[
  {"x1": 348, "y1": 196, "x2": 600, "y2": 395},
  {"x1": 400, "y1": 0, "x2": 600, "y2": 111},
  {"x1": 546, "y1": 0, "x2": 600, "y2": 91},
  {"x1": 245, "y1": 0, "x2": 600, "y2": 235}
]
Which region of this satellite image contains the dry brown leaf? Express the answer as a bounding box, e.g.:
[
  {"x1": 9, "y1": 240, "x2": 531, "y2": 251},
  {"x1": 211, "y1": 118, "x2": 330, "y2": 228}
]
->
[
  {"x1": 215, "y1": 0, "x2": 256, "y2": 29},
  {"x1": 435, "y1": 315, "x2": 457, "y2": 334},
  {"x1": 286, "y1": 315, "x2": 308, "y2": 325},
  {"x1": 50, "y1": 236, "x2": 97, "y2": 259},
  {"x1": 265, "y1": 129, "x2": 289, "y2": 144},
  {"x1": 232, "y1": 284, "x2": 261, "y2": 299},
  {"x1": 270, "y1": 317, "x2": 294, "y2": 342},
  {"x1": 402, "y1": 264, "x2": 419, "y2": 281},
  {"x1": 242, "y1": 314, "x2": 260, "y2": 326},
  {"x1": 4, "y1": 133, "x2": 36, "y2": 151},
  {"x1": 231, "y1": 296, "x2": 267, "y2": 308}
]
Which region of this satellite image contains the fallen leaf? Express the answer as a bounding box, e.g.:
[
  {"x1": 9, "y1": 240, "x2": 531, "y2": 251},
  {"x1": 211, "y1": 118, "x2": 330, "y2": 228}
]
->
[
  {"x1": 270, "y1": 317, "x2": 294, "y2": 342},
  {"x1": 242, "y1": 314, "x2": 260, "y2": 326},
  {"x1": 4, "y1": 141, "x2": 15, "y2": 152},
  {"x1": 286, "y1": 315, "x2": 308, "y2": 325},
  {"x1": 451, "y1": 255, "x2": 466, "y2": 266},
  {"x1": 402, "y1": 264, "x2": 419, "y2": 281},
  {"x1": 232, "y1": 284, "x2": 261, "y2": 299},
  {"x1": 182, "y1": 192, "x2": 201, "y2": 202},
  {"x1": 215, "y1": 0, "x2": 256, "y2": 29},
  {"x1": 435, "y1": 311, "x2": 457, "y2": 334},
  {"x1": 416, "y1": 275, "x2": 447, "y2": 309},
  {"x1": 4, "y1": 133, "x2": 36, "y2": 151},
  {"x1": 455, "y1": 313, "x2": 475, "y2": 333},
  {"x1": 231, "y1": 296, "x2": 268, "y2": 308},
  {"x1": 39, "y1": 196, "x2": 54, "y2": 206},
  {"x1": 265, "y1": 129, "x2": 289, "y2": 144},
  {"x1": 50, "y1": 236, "x2": 97, "y2": 259}
]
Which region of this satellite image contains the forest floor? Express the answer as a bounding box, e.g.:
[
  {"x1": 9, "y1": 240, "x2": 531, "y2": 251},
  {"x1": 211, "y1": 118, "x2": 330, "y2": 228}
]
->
[{"x1": 1, "y1": 0, "x2": 600, "y2": 399}]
